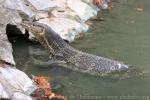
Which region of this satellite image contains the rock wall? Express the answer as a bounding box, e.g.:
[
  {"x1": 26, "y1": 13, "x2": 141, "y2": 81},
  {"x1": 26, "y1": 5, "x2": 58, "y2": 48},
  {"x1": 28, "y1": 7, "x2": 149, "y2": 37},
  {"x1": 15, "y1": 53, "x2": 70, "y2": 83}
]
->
[{"x1": 0, "y1": 3, "x2": 22, "y2": 65}]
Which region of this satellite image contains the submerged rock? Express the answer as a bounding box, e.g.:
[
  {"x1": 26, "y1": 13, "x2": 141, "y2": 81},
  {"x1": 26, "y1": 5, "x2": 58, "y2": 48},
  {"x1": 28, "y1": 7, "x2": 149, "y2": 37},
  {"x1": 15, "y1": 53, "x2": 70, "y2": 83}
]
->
[{"x1": 32, "y1": 76, "x2": 67, "y2": 100}]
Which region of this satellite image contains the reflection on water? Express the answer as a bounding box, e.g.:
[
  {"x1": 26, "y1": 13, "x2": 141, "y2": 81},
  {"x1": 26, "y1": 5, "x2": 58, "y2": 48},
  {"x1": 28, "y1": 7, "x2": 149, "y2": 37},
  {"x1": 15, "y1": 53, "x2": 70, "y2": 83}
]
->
[{"x1": 13, "y1": 0, "x2": 150, "y2": 99}]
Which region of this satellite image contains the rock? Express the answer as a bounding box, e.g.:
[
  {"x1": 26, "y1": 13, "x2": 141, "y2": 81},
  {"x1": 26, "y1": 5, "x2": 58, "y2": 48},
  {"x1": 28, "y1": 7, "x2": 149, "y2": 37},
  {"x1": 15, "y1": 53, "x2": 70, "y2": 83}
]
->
[
  {"x1": 37, "y1": 18, "x2": 88, "y2": 42},
  {"x1": 0, "y1": 82, "x2": 9, "y2": 98},
  {"x1": 0, "y1": 0, "x2": 110, "y2": 44},
  {"x1": 0, "y1": 26, "x2": 15, "y2": 65},
  {"x1": 0, "y1": 2, "x2": 22, "y2": 26},
  {"x1": 26, "y1": 0, "x2": 66, "y2": 10},
  {"x1": 32, "y1": 76, "x2": 67, "y2": 100},
  {"x1": 0, "y1": 1, "x2": 25, "y2": 65},
  {"x1": 0, "y1": 61, "x2": 67, "y2": 100},
  {"x1": 0, "y1": 0, "x2": 109, "y2": 43},
  {"x1": 4, "y1": 0, "x2": 34, "y2": 17},
  {"x1": 67, "y1": 0, "x2": 99, "y2": 22},
  {"x1": 0, "y1": 65, "x2": 37, "y2": 99}
]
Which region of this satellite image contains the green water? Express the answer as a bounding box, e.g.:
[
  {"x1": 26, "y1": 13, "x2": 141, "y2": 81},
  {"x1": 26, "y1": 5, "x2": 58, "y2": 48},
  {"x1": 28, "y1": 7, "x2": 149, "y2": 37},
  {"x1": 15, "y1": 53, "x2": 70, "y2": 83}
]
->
[{"x1": 14, "y1": 0, "x2": 150, "y2": 100}]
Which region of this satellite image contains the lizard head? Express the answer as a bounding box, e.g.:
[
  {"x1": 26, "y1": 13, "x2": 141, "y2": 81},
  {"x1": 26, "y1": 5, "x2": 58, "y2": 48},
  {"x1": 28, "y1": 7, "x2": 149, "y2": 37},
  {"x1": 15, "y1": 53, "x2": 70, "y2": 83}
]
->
[{"x1": 21, "y1": 21, "x2": 46, "y2": 36}]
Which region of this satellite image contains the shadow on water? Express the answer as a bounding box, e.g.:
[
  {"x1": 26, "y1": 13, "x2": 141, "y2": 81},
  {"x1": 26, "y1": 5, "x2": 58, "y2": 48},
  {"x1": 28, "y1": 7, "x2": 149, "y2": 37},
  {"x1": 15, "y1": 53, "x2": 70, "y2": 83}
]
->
[{"x1": 11, "y1": 0, "x2": 150, "y2": 99}]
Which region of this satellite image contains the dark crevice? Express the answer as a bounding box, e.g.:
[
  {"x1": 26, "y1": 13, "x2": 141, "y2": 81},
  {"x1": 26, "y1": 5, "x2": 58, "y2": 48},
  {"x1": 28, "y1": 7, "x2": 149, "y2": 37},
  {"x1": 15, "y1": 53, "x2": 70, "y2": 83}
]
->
[
  {"x1": 6, "y1": 24, "x2": 29, "y2": 43},
  {"x1": 5, "y1": 24, "x2": 41, "y2": 67}
]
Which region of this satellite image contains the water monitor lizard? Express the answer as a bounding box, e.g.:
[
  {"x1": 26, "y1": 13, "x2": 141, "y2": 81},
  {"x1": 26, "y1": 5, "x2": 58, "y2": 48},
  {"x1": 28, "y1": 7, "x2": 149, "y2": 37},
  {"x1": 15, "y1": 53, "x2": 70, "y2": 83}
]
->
[{"x1": 21, "y1": 21, "x2": 129, "y2": 76}]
